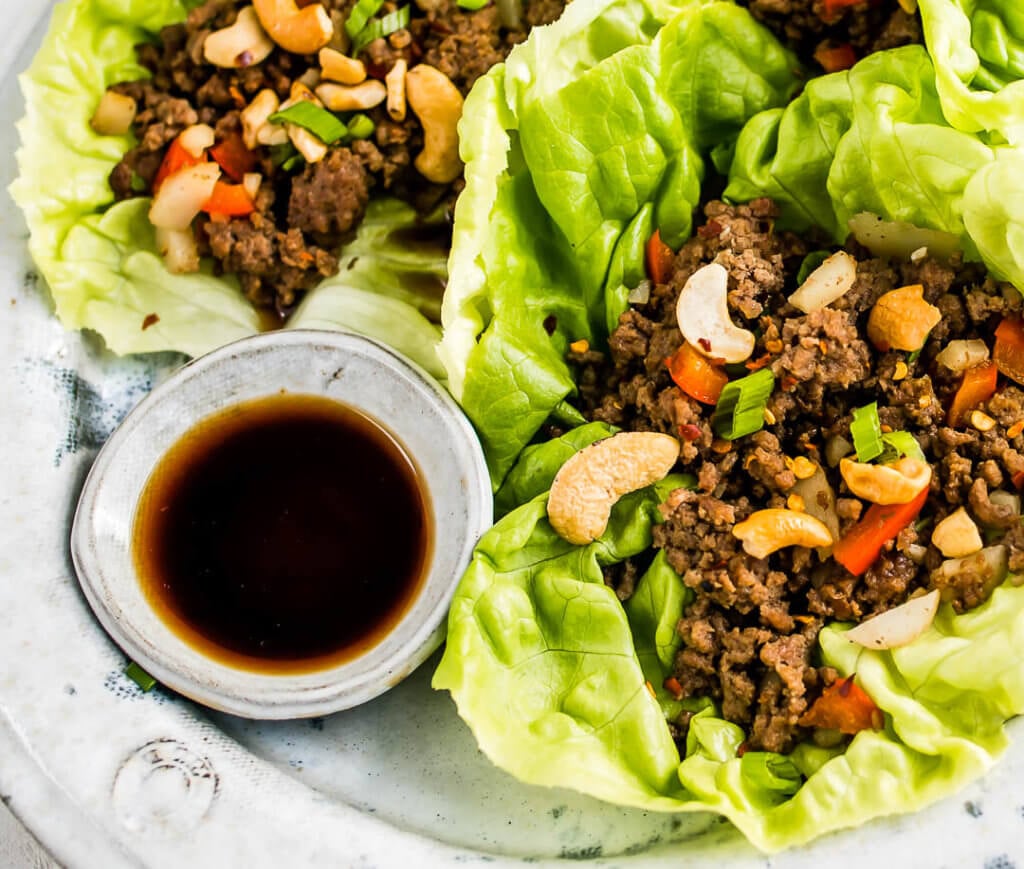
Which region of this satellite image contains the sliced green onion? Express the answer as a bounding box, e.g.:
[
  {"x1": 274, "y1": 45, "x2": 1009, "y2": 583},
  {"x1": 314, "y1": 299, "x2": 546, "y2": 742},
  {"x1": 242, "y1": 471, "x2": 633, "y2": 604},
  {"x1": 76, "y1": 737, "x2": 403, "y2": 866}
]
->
[
  {"x1": 352, "y1": 5, "x2": 411, "y2": 54},
  {"x1": 282, "y1": 154, "x2": 305, "y2": 172},
  {"x1": 347, "y1": 113, "x2": 376, "y2": 140},
  {"x1": 850, "y1": 402, "x2": 884, "y2": 462},
  {"x1": 269, "y1": 102, "x2": 348, "y2": 145},
  {"x1": 878, "y1": 430, "x2": 926, "y2": 464},
  {"x1": 345, "y1": 0, "x2": 386, "y2": 39},
  {"x1": 907, "y1": 348, "x2": 922, "y2": 364},
  {"x1": 269, "y1": 143, "x2": 298, "y2": 167},
  {"x1": 457, "y1": 0, "x2": 490, "y2": 8},
  {"x1": 796, "y1": 250, "x2": 831, "y2": 286},
  {"x1": 126, "y1": 661, "x2": 157, "y2": 692},
  {"x1": 712, "y1": 368, "x2": 775, "y2": 440}
]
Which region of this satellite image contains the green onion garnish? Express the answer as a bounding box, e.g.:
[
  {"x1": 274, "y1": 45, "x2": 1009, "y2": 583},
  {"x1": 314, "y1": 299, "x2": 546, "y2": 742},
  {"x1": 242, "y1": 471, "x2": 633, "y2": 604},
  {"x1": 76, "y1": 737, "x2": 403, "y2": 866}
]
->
[
  {"x1": 850, "y1": 402, "x2": 884, "y2": 462},
  {"x1": 712, "y1": 368, "x2": 775, "y2": 440},
  {"x1": 269, "y1": 143, "x2": 298, "y2": 167},
  {"x1": 456, "y1": 0, "x2": 490, "y2": 8},
  {"x1": 352, "y1": 5, "x2": 411, "y2": 54},
  {"x1": 907, "y1": 348, "x2": 922, "y2": 364},
  {"x1": 126, "y1": 661, "x2": 157, "y2": 692},
  {"x1": 344, "y1": 0, "x2": 386, "y2": 39},
  {"x1": 347, "y1": 113, "x2": 376, "y2": 140},
  {"x1": 282, "y1": 154, "x2": 306, "y2": 172},
  {"x1": 878, "y1": 430, "x2": 926, "y2": 464},
  {"x1": 796, "y1": 250, "x2": 831, "y2": 286},
  {"x1": 269, "y1": 102, "x2": 349, "y2": 145}
]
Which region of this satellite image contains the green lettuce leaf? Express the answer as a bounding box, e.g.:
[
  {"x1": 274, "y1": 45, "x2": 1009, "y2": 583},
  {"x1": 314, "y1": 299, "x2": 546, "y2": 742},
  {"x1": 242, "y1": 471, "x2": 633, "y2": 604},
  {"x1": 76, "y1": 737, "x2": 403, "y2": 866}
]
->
[
  {"x1": 12, "y1": 0, "x2": 444, "y2": 364},
  {"x1": 439, "y1": 0, "x2": 800, "y2": 487},
  {"x1": 435, "y1": 444, "x2": 1024, "y2": 851},
  {"x1": 918, "y1": 0, "x2": 1024, "y2": 144}
]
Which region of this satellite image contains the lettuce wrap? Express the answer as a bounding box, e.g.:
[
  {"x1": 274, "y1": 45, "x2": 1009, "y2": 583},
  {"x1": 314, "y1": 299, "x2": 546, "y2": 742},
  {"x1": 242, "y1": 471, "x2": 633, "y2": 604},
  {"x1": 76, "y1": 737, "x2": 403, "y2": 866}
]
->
[
  {"x1": 11, "y1": 0, "x2": 445, "y2": 374},
  {"x1": 433, "y1": 0, "x2": 1024, "y2": 854}
]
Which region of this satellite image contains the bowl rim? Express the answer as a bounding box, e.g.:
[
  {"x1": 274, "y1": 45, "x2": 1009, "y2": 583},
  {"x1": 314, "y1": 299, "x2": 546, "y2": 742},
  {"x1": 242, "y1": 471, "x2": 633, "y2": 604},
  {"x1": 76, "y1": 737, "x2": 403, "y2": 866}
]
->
[{"x1": 70, "y1": 328, "x2": 493, "y2": 719}]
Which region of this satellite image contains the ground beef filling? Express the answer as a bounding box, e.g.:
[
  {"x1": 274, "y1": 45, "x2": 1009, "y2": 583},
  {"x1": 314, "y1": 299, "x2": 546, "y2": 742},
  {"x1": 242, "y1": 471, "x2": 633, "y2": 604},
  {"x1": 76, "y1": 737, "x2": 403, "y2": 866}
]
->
[
  {"x1": 109, "y1": 0, "x2": 562, "y2": 314},
  {"x1": 571, "y1": 199, "x2": 1024, "y2": 753}
]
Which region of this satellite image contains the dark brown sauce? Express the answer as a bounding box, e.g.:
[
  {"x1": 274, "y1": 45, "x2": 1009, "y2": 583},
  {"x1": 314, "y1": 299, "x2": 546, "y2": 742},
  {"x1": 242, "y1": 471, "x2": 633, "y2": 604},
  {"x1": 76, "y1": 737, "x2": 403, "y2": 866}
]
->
[{"x1": 132, "y1": 393, "x2": 432, "y2": 674}]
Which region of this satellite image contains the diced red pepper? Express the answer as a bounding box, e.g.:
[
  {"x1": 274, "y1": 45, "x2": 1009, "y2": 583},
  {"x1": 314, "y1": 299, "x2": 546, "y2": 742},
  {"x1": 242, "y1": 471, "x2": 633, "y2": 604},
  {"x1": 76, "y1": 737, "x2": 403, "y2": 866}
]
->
[
  {"x1": 799, "y1": 675, "x2": 884, "y2": 735},
  {"x1": 994, "y1": 317, "x2": 1024, "y2": 385},
  {"x1": 814, "y1": 42, "x2": 857, "y2": 73},
  {"x1": 663, "y1": 676, "x2": 684, "y2": 701},
  {"x1": 645, "y1": 229, "x2": 675, "y2": 285},
  {"x1": 833, "y1": 484, "x2": 929, "y2": 577},
  {"x1": 947, "y1": 359, "x2": 998, "y2": 427},
  {"x1": 665, "y1": 343, "x2": 728, "y2": 405},
  {"x1": 209, "y1": 133, "x2": 259, "y2": 182},
  {"x1": 202, "y1": 181, "x2": 256, "y2": 218},
  {"x1": 153, "y1": 137, "x2": 207, "y2": 192}
]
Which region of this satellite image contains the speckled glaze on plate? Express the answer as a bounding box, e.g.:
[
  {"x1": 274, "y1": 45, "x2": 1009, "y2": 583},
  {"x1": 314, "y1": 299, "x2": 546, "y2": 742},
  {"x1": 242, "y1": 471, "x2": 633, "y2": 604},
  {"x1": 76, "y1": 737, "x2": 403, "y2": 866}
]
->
[{"x1": 2, "y1": 4, "x2": 1024, "y2": 867}]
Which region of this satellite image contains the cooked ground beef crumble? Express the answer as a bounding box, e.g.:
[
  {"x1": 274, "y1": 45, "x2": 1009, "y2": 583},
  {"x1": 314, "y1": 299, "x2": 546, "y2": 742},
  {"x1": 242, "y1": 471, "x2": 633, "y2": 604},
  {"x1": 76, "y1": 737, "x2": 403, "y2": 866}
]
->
[{"x1": 570, "y1": 199, "x2": 1024, "y2": 753}]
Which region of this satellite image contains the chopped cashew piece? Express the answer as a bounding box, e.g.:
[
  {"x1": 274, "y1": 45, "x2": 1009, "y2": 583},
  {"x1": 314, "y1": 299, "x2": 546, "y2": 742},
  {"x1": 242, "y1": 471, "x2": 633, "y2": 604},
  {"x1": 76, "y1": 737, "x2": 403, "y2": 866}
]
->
[
  {"x1": 547, "y1": 432, "x2": 679, "y2": 545},
  {"x1": 845, "y1": 589, "x2": 939, "y2": 650},
  {"x1": 866, "y1": 284, "x2": 942, "y2": 352},
  {"x1": 319, "y1": 47, "x2": 366, "y2": 84},
  {"x1": 89, "y1": 91, "x2": 137, "y2": 136},
  {"x1": 675, "y1": 263, "x2": 755, "y2": 364},
  {"x1": 405, "y1": 64, "x2": 464, "y2": 184},
  {"x1": 204, "y1": 6, "x2": 275, "y2": 68},
  {"x1": 788, "y1": 251, "x2": 857, "y2": 313},
  {"x1": 315, "y1": 81, "x2": 387, "y2": 112},
  {"x1": 931, "y1": 507, "x2": 983, "y2": 558},
  {"x1": 253, "y1": 0, "x2": 333, "y2": 54},
  {"x1": 386, "y1": 59, "x2": 408, "y2": 122},
  {"x1": 839, "y1": 456, "x2": 932, "y2": 505},
  {"x1": 732, "y1": 509, "x2": 833, "y2": 559},
  {"x1": 242, "y1": 89, "x2": 283, "y2": 149}
]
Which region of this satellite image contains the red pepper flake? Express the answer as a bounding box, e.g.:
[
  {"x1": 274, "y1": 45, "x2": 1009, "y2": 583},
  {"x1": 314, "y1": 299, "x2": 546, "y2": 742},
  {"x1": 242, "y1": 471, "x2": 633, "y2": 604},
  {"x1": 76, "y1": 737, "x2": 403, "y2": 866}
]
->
[
  {"x1": 782, "y1": 375, "x2": 799, "y2": 392},
  {"x1": 141, "y1": 313, "x2": 160, "y2": 331},
  {"x1": 697, "y1": 218, "x2": 723, "y2": 239},
  {"x1": 1013, "y1": 471, "x2": 1024, "y2": 491},
  {"x1": 678, "y1": 423, "x2": 702, "y2": 442},
  {"x1": 698, "y1": 337, "x2": 712, "y2": 353},
  {"x1": 236, "y1": 50, "x2": 254, "y2": 67},
  {"x1": 663, "y1": 676, "x2": 684, "y2": 700},
  {"x1": 736, "y1": 741, "x2": 750, "y2": 758},
  {"x1": 745, "y1": 353, "x2": 772, "y2": 371}
]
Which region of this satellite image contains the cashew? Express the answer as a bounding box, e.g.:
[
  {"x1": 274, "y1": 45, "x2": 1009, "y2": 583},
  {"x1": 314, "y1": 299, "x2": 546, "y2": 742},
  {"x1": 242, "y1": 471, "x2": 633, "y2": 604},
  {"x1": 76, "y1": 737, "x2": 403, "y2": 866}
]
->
[
  {"x1": 675, "y1": 263, "x2": 756, "y2": 364},
  {"x1": 253, "y1": 0, "x2": 333, "y2": 54},
  {"x1": 386, "y1": 59, "x2": 408, "y2": 122},
  {"x1": 316, "y1": 80, "x2": 387, "y2": 112},
  {"x1": 242, "y1": 88, "x2": 281, "y2": 150},
  {"x1": 839, "y1": 456, "x2": 932, "y2": 505},
  {"x1": 931, "y1": 507, "x2": 983, "y2": 558},
  {"x1": 731, "y1": 509, "x2": 833, "y2": 559},
  {"x1": 405, "y1": 64, "x2": 464, "y2": 184},
  {"x1": 547, "y1": 432, "x2": 680, "y2": 545},
  {"x1": 866, "y1": 284, "x2": 942, "y2": 352},
  {"x1": 319, "y1": 47, "x2": 366, "y2": 85},
  {"x1": 90, "y1": 90, "x2": 137, "y2": 136},
  {"x1": 203, "y1": 6, "x2": 275, "y2": 69}
]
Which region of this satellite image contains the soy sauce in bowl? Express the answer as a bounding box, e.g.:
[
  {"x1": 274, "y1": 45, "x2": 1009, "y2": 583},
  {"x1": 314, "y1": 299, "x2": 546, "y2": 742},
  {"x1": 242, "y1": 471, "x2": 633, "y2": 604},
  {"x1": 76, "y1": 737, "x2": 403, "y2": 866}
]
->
[{"x1": 132, "y1": 393, "x2": 433, "y2": 675}]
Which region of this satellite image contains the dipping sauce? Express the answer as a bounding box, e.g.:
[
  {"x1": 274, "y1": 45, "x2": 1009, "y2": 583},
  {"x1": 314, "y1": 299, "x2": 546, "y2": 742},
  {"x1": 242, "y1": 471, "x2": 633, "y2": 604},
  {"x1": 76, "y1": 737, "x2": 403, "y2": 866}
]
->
[{"x1": 132, "y1": 393, "x2": 432, "y2": 674}]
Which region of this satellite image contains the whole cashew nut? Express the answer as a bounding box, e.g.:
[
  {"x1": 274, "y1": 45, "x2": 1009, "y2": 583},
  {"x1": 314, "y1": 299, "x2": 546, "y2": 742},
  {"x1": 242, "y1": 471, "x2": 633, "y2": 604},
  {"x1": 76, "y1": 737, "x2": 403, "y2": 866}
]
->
[
  {"x1": 203, "y1": 6, "x2": 275, "y2": 69},
  {"x1": 547, "y1": 432, "x2": 680, "y2": 545},
  {"x1": 731, "y1": 508, "x2": 834, "y2": 559},
  {"x1": 839, "y1": 456, "x2": 932, "y2": 505},
  {"x1": 253, "y1": 0, "x2": 333, "y2": 55},
  {"x1": 315, "y1": 81, "x2": 387, "y2": 112},
  {"x1": 676, "y1": 263, "x2": 756, "y2": 364},
  {"x1": 405, "y1": 64, "x2": 464, "y2": 185},
  {"x1": 930, "y1": 507, "x2": 983, "y2": 558},
  {"x1": 866, "y1": 284, "x2": 941, "y2": 352}
]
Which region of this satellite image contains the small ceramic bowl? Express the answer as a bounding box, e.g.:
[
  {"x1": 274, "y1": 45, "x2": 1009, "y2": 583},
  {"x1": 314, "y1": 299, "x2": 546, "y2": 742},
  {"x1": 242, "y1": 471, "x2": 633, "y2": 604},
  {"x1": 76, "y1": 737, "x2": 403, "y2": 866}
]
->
[{"x1": 71, "y1": 330, "x2": 492, "y2": 719}]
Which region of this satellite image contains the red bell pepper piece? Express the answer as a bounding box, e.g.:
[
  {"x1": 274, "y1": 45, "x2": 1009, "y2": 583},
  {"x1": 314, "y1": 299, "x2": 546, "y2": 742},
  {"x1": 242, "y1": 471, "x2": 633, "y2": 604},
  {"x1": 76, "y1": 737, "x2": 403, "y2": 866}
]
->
[
  {"x1": 833, "y1": 484, "x2": 929, "y2": 576},
  {"x1": 209, "y1": 133, "x2": 259, "y2": 182},
  {"x1": 645, "y1": 229, "x2": 675, "y2": 285},
  {"x1": 994, "y1": 317, "x2": 1024, "y2": 385},
  {"x1": 202, "y1": 181, "x2": 256, "y2": 218},
  {"x1": 813, "y1": 42, "x2": 857, "y2": 73},
  {"x1": 799, "y1": 675, "x2": 884, "y2": 734},
  {"x1": 666, "y1": 343, "x2": 729, "y2": 405},
  {"x1": 153, "y1": 137, "x2": 207, "y2": 192},
  {"x1": 947, "y1": 359, "x2": 998, "y2": 427}
]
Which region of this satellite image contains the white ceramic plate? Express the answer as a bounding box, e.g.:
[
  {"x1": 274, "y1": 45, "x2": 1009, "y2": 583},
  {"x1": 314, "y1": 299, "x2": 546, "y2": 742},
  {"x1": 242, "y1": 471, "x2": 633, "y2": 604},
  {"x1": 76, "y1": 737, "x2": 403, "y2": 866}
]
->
[{"x1": 2, "y1": 4, "x2": 1023, "y2": 867}]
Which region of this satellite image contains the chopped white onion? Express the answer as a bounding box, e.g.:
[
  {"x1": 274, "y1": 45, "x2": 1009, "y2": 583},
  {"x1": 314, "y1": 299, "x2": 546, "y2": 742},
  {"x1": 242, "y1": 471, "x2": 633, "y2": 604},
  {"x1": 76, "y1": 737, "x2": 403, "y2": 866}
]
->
[
  {"x1": 179, "y1": 123, "x2": 216, "y2": 158},
  {"x1": 242, "y1": 172, "x2": 262, "y2": 201},
  {"x1": 89, "y1": 91, "x2": 137, "y2": 136},
  {"x1": 788, "y1": 250, "x2": 857, "y2": 313},
  {"x1": 628, "y1": 279, "x2": 652, "y2": 305},
  {"x1": 848, "y1": 212, "x2": 960, "y2": 262},
  {"x1": 155, "y1": 226, "x2": 200, "y2": 274},
  {"x1": 845, "y1": 589, "x2": 940, "y2": 650},
  {"x1": 934, "y1": 339, "x2": 990, "y2": 374},
  {"x1": 148, "y1": 162, "x2": 221, "y2": 231},
  {"x1": 989, "y1": 490, "x2": 1021, "y2": 517},
  {"x1": 496, "y1": 0, "x2": 522, "y2": 29},
  {"x1": 790, "y1": 465, "x2": 840, "y2": 557}
]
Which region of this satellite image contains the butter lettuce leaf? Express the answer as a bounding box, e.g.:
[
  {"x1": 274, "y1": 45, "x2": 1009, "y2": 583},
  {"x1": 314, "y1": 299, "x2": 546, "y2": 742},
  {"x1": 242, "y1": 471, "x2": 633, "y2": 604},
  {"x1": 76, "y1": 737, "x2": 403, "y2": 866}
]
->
[
  {"x1": 12, "y1": 0, "x2": 444, "y2": 365},
  {"x1": 439, "y1": 0, "x2": 800, "y2": 487}
]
